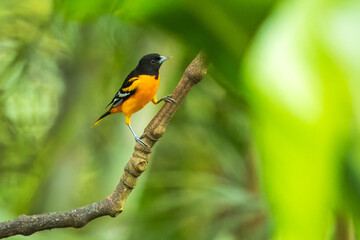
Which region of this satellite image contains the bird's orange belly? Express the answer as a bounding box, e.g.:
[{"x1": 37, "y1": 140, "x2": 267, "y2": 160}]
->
[{"x1": 121, "y1": 75, "x2": 159, "y2": 116}]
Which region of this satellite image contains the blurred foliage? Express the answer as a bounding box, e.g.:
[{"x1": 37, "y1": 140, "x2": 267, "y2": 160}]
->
[{"x1": 0, "y1": 0, "x2": 359, "y2": 240}]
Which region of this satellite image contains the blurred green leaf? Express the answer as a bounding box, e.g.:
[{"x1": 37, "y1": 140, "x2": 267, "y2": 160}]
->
[
  {"x1": 54, "y1": 0, "x2": 118, "y2": 22},
  {"x1": 244, "y1": 0, "x2": 359, "y2": 239}
]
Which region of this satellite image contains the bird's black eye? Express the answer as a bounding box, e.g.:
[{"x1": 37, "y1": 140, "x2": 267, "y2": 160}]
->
[{"x1": 151, "y1": 59, "x2": 156, "y2": 64}]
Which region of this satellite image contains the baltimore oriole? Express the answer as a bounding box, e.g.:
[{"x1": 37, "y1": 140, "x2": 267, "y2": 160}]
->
[{"x1": 92, "y1": 53, "x2": 175, "y2": 147}]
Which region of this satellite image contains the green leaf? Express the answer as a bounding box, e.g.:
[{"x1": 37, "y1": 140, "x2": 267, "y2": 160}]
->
[{"x1": 244, "y1": 0, "x2": 358, "y2": 239}]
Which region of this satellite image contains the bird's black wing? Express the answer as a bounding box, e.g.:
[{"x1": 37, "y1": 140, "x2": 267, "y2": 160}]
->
[{"x1": 105, "y1": 70, "x2": 140, "y2": 108}]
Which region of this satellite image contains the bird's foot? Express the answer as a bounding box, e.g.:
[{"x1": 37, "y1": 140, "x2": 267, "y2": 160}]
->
[
  {"x1": 162, "y1": 95, "x2": 176, "y2": 103},
  {"x1": 135, "y1": 136, "x2": 149, "y2": 147}
]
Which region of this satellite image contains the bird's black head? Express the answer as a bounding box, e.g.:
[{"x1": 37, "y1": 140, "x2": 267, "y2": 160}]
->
[{"x1": 135, "y1": 53, "x2": 169, "y2": 76}]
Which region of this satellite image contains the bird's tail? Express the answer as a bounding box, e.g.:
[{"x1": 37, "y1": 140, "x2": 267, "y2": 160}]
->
[{"x1": 91, "y1": 111, "x2": 111, "y2": 127}]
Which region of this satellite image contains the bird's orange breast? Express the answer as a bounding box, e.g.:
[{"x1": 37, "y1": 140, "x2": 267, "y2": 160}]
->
[{"x1": 119, "y1": 74, "x2": 159, "y2": 116}]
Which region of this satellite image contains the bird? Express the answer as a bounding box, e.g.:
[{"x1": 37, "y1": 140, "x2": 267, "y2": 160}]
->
[{"x1": 92, "y1": 53, "x2": 175, "y2": 147}]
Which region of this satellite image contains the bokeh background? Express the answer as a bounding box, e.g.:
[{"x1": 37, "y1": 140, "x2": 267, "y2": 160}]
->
[{"x1": 1, "y1": 0, "x2": 360, "y2": 239}]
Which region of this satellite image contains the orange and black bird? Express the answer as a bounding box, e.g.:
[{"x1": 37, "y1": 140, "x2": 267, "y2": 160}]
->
[{"x1": 92, "y1": 53, "x2": 175, "y2": 147}]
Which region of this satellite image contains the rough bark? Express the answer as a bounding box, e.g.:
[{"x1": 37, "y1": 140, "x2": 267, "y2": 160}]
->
[{"x1": 0, "y1": 52, "x2": 208, "y2": 239}]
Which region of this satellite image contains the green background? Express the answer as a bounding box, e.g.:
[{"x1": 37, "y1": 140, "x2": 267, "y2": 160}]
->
[{"x1": 0, "y1": 0, "x2": 359, "y2": 239}]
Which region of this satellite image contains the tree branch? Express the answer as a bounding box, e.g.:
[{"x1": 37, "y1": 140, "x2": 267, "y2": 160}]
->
[{"x1": 0, "y1": 52, "x2": 209, "y2": 239}]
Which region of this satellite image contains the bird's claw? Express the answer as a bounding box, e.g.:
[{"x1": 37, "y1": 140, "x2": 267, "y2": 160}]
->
[
  {"x1": 135, "y1": 136, "x2": 149, "y2": 147},
  {"x1": 162, "y1": 95, "x2": 176, "y2": 103}
]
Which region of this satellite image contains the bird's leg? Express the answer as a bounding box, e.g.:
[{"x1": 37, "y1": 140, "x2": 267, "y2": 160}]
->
[
  {"x1": 152, "y1": 95, "x2": 176, "y2": 104},
  {"x1": 161, "y1": 95, "x2": 176, "y2": 103},
  {"x1": 127, "y1": 124, "x2": 149, "y2": 147},
  {"x1": 125, "y1": 115, "x2": 149, "y2": 147}
]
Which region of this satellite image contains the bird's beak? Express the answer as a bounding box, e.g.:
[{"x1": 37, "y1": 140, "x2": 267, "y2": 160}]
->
[{"x1": 158, "y1": 56, "x2": 170, "y2": 64}]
